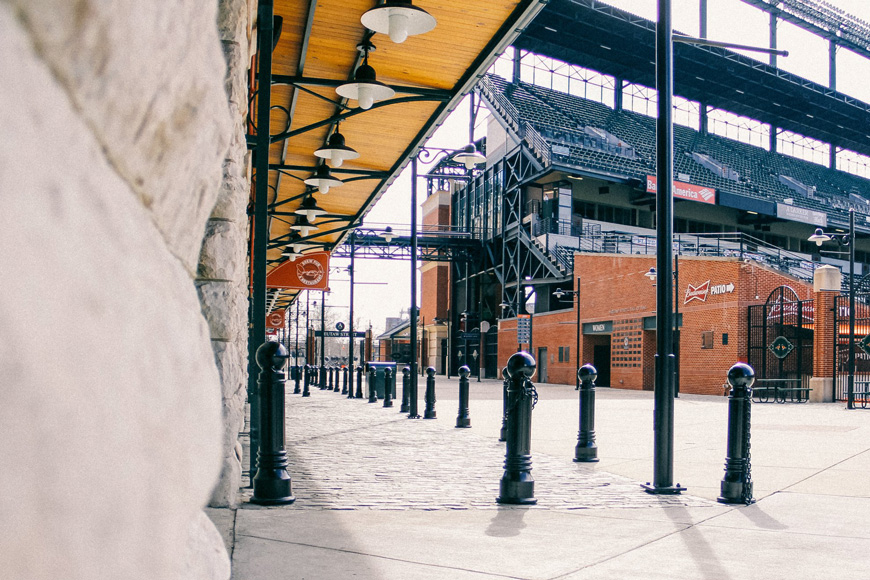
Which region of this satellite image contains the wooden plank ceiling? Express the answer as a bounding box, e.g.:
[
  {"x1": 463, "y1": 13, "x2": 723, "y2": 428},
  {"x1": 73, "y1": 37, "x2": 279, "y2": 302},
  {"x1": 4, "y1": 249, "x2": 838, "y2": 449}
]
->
[{"x1": 262, "y1": 0, "x2": 543, "y2": 308}]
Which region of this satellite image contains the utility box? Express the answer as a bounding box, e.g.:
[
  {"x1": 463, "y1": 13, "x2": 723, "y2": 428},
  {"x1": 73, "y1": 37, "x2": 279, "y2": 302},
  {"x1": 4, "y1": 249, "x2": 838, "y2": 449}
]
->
[{"x1": 366, "y1": 361, "x2": 397, "y2": 399}]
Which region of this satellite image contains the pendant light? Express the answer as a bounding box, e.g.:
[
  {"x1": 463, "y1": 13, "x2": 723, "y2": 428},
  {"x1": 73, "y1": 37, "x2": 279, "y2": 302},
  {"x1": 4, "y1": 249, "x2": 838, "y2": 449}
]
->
[
  {"x1": 314, "y1": 129, "x2": 359, "y2": 168},
  {"x1": 361, "y1": 1, "x2": 436, "y2": 44},
  {"x1": 303, "y1": 163, "x2": 343, "y2": 194},
  {"x1": 291, "y1": 216, "x2": 318, "y2": 238},
  {"x1": 294, "y1": 194, "x2": 326, "y2": 220},
  {"x1": 380, "y1": 226, "x2": 396, "y2": 242},
  {"x1": 453, "y1": 143, "x2": 486, "y2": 169},
  {"x1": 336, "y1": 42, "x2": 395, "y2": 110}
]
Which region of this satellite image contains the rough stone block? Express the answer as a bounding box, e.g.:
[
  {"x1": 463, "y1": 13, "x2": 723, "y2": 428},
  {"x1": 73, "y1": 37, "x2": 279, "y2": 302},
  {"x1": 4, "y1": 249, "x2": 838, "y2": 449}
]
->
[
  {"x1": 198, "y1": 219, "x2": 247, "y2": 283},
  {"x1": 211, "y1": 154, "x2": 249, "y2": 223},
  {"x1": 11, "y1": 0, "x2": 233, "y2": 272},
  {"x1": 212, "y1": 340, "x2": 248, "y2": 400},
  {"x1": 180, "y1": 510, "x2": 231, "y2": 580},
  {"x1": 197, "y1": 280, "x2": 248, "y2": 343},
  {"x1": 0, "y1": 8, "x2": 225, "y2": 577}
]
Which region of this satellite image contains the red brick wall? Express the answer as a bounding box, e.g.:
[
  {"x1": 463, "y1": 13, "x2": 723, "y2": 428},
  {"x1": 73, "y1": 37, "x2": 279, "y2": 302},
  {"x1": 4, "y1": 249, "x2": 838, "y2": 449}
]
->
[
  {"x1": 813, "y1": 290, "x2": 837, "y2": 378},
  {"x1": 496, "y1": 254, "x2": 813, "y2": 394}
]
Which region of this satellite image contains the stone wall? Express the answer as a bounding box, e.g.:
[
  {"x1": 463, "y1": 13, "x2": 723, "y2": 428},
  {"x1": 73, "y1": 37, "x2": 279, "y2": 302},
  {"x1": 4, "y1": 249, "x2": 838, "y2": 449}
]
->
[
  {"x1": 201, "y1": 0, "x2": 253, "y2": 509},
  {"x1": 1, "y1": 1, "x2": 234, "y2": 578}
]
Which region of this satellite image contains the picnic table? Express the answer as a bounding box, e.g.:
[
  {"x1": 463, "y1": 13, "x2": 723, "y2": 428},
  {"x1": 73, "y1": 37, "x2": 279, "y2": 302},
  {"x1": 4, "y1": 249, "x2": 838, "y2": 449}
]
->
[{"x1": 752, "y1": 378, "x2": 811, "y2": 403}]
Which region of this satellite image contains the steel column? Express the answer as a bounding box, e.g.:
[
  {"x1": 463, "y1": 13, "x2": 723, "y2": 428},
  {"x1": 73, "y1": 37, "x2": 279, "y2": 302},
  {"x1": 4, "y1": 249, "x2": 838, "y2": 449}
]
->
[
  {"x1": 348, "y1": 231, "x2": 356, "y2": 399},
  {"x1": 409, "y1": 156, "x2": 420, "y2": 418}
]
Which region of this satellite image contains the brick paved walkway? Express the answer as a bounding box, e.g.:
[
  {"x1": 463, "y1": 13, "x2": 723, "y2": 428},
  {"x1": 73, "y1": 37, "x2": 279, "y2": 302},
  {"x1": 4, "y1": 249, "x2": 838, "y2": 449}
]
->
[{"x1": 239, "y1": 389, "x2": 712, "y2": 511}]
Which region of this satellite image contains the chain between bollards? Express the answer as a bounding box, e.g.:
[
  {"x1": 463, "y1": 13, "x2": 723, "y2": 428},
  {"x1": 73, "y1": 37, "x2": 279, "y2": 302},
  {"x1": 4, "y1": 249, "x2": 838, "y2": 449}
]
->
[
  {"x1": 719, "y1": 362, "x2": 755, "y2": 505},
  {"x1": 456, "y1": 365, "x2": 471, "y2": 428},
  {"x1": 400, "y1": 367, "x2": 410, "y2": 413},
  {"x1": 424, "y1": 367, "x2": 437, "y2": 419},
  {"x1": 574, "y1": 364, "x2": 599, "y2": 462},
  {"x1": 497, "y1": 352, "x2": 537, "y2": 505},
  {"x1": 250, "y1": 341, "x2": 295, "y2": 505}
]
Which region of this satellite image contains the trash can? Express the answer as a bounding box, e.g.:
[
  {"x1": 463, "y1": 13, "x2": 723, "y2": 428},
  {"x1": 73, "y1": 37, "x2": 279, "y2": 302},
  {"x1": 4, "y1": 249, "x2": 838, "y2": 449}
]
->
[{"x1": 366, "y1": 361, "x2": 397, "y2": 399}]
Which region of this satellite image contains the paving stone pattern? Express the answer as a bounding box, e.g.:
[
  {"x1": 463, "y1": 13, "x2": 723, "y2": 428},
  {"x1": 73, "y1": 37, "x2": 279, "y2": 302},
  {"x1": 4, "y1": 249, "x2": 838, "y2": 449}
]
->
[{"x1": 240, "y1": 389, "x2": 712, "y2": 511}]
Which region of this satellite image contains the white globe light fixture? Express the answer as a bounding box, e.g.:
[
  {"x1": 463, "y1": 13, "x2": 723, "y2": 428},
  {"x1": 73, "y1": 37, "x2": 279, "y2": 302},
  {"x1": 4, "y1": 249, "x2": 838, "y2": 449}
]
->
[
  {"x1": 314, "y1": 131, "x2": 359, "y2": 168},
  {"x1": 361, "y1": 1, "x2": 437, "y2": 44},
  {"x1": 336, "y1": 43, "x2": 394, "y2": 110},
  {"x1": 453, "y1": 143, "x2": 486, "y2": 170},
  {"x1": 303, "y1": 164, "x2": 343, "y2": 194}
]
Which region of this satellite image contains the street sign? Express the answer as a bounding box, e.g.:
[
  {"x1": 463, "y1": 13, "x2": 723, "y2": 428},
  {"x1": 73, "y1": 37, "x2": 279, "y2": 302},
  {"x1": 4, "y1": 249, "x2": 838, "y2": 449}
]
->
[
  {"x1": 459, "y1": 331, "x2": 480, "y2": 340},
  {"x1": 314, "y1": 330, "x2": 365, "y2": 338},
  {"x1": 517, "y1": 314, "x2": 531, "y2": 344}
]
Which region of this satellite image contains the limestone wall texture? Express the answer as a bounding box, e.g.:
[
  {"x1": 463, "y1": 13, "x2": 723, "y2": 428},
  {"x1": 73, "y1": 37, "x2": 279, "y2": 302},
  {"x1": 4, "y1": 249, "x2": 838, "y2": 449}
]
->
[
  {"x1": 202, "y1": 0, "x2": 254, "y2": 508},
  {"x1": 1, "y1": 1, "x2": 237, "y2": 578}
]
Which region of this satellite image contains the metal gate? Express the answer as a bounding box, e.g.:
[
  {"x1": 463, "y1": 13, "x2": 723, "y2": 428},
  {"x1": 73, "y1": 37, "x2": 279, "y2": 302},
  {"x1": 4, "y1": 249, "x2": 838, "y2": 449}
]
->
[
  {"x1": 747, "y1": 286, "x2": 813, "y2": 387},
  {"x1": 833, "y1": 273, "x2": 870, "y2": 405}
]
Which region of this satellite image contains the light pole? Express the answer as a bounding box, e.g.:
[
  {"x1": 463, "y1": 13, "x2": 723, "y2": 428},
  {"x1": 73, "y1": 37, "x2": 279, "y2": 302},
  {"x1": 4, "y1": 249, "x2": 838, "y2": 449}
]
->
[
  {"x1": 412, "y1": 141, "x2": 486, "y2": 417},
  {"x1": 553, "y1": 277, "x2": 581, "y2": 389},
  {"x1": 809, "y1": 208, "x2": 855, "y2": 409},
  {"x1": 646, "y1": 252, "x2": 680, "y2": 398},
  {"x1": 348, "y1": 230, "x2": 356, "y2": 398}
]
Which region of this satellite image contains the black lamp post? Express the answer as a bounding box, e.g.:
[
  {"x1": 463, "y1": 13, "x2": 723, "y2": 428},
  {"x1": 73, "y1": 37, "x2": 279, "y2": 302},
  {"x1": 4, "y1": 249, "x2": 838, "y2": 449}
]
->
[
  {"x1": 645, "y1": 252, "x2": 680, "y2": 397},
  {"x1": 411, "y1": 141, "x2": 486, "y2": 417},
  {"x1": 809, "y1": 208, "x2": 855, "y2": 409},
  {"x1": 553, "y1": 277, "x2": 581, "y2": 389}
]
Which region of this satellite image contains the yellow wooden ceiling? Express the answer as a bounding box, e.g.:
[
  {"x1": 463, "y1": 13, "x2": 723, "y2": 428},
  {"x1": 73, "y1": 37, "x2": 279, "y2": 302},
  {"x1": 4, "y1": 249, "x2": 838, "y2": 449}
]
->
[{"x1": 262, "y1": 0, "x2": 545, "y2": 308}]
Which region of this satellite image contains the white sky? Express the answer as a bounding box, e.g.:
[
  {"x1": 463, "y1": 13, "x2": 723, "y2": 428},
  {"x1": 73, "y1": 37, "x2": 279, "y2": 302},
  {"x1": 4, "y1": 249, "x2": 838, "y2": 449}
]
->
[{"x1": 308, "y1": 0, "x2": 870, "y2": 336}]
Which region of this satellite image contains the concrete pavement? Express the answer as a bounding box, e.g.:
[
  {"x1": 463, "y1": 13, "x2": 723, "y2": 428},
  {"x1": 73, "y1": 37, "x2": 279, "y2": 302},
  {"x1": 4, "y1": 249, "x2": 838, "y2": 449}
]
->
[{"x1": 211, "y1": 374, "x2": 870, "y2": 579}]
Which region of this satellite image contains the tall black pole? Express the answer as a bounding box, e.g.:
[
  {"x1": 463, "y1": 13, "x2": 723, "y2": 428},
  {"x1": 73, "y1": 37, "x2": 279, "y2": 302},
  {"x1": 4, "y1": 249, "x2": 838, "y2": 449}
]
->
[
  {"x1": 645, "y1": 0, "x2": 682, "y2": 494},
  {"x1": 248, "y1": 0, "x2": 274, "y2": 484},
  {"x1": 848, "y1": 209, "x2": 855, "y2": 410},
  {"x1": 409, "y1": 156, "x2": 420, "y2": 418},
  {"x1": 348, "y1": 231, "x2": 356, "y2": 398},
  {"x1": 575, "y1": 277, "x2": 581, "y2": 390},
  {"x1": 320, "y1": 292, "x2": 326, "y2": 387},
  {"x1": 674, "y1": 252, "x2": 680, "y2": 397}
]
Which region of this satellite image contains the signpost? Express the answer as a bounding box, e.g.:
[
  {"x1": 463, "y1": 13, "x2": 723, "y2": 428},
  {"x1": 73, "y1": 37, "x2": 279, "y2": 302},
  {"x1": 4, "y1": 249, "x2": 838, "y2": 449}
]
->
[{"x1": 517, "y1": 314, "x2": 531, "y2": 345}]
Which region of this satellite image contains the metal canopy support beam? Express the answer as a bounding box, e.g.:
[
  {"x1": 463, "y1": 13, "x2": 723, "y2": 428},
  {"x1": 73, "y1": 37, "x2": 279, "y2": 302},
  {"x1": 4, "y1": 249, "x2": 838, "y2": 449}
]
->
[
  {"x1": 409, "y1": 156, "x2": 420, "y2": 418},
  {"x1": 249, "y1": 0, "x2": 274, "y2": 485}
]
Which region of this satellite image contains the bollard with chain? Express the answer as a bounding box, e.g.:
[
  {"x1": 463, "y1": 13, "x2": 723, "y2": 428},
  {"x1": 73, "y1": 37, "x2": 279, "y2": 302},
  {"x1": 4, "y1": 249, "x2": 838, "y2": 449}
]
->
[
  {"x1": 293, "y1": 365, "x2": 301, "y2": 395},
  {"x1": 250, "y1": 341, "x2": 295, "y2": 505},
  {"x1": 574, "y1": 364, "x2": 599, "y2": 462},
  {"x1": 400, "y1": 366, "x2": 410, "y2": 413},
  {"x1": 356, "y1": 366, "x2": 364, "y2": 399},
  {"x1": 424, "y1": 367, "x2": 437, "y2": 419},
  {"x1": 383, "y1": 367, "x2": 394, "y2": 407},
  {"x1": 302, "y1": 364, "x2": 311, "y2": 397},
  {"x1": 368, "y1": 366, "x2": 378, "y2": 403},
  {"x1": 342, "y1": 366, "x2": 349, "y2": 395},
  {"x1": 497, "y1": 351, "x2": 538, "y2": 505},
  {"x1": 499, "y1": 366, "x2": 508, "y2": 442},
  {"x1": 719, "y1": 362, "x2": 755, "y2": 505},
  {"x1": 456, "y1": 365, "x2": 471, "y2": 428}
]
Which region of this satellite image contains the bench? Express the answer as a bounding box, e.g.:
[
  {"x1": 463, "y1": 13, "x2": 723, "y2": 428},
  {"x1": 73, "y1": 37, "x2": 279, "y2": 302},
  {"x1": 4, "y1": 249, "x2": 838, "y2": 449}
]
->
[
  {"x1": 752, "y1": 378, "x2": 811, "y2": 403},
  {"x1": 850, "y1": 381, "x2": 870, "y2": 409}
]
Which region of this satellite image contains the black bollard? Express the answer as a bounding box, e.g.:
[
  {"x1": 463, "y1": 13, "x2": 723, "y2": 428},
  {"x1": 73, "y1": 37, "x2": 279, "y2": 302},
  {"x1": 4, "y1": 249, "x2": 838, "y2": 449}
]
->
[
  {"x1": 327, "y1": 367, "x2": 334, "y2": 391},
  {"x1": 719, "y1": 362, "x2": 756, "y2": 505},
  {"x1": 499, "y1": 366, "x2": 508, "y2": 442},
  {"x1": 333, "y1": 367, "x2": 341, "y2": 393},
  {"x1": 356, "y1": 366, "x2": 364, "y2": 399},
  {"x1": 574, "y1": 364, "x2": 599, "y2": 462},
  {"x1": 383, "y1": 367, "x2": 394, "y2": 407},
  {"x1": 368, "y1": 366, "x2": 378, "y2": 403},
  {"x1": 400, "y1": 366, "x2": 410, "y2": 413},
  {"x1": 319, "y1": 365, "x2": 327, "y2": 390},
  {"x1": 293, "y1": 365, "x2": 301, "y2": 394},
  {"x1": 342, "y1": 367, "x2": 349, "y2": 395},
  {"x1": 250, "y1": 341, "x2": 295, "y2": 505},
  {"x1": 302, "y1": 364, "x2": 311, "y2": 397},
  {"x1": 456, "y1": 365, "x2": 471, "y2": 428},
  {"x1": 424, "y1": 367, "x2": 437, "y2": 419},
  {"x1": 497, "y1": 351, "x2": 538, "y2": 505}
]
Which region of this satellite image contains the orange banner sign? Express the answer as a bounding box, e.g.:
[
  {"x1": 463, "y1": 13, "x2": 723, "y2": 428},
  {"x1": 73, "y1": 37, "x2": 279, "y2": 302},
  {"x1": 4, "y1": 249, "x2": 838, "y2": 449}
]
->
[
  {"x1": 266, "y1": 309, "x2": 286, "y2": 330},
  {"x1": 646, "y1": 175, "x2": 716, "y2": 204},
  {"x1": 266, "y1": 251, "x2": 330, "y2": 291}
]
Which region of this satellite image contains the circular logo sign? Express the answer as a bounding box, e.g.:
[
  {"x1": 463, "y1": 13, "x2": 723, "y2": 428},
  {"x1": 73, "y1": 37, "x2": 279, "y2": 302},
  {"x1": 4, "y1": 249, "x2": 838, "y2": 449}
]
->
[
  {"x1": 335, "y1": 322, "x2": 345, "y2": 331},
  {"x1": 296, "y1": 258, "x2": 325, "y2": 286},
  {"x1": 268, "y1": 312, "x2": 283, "y2": 326}
]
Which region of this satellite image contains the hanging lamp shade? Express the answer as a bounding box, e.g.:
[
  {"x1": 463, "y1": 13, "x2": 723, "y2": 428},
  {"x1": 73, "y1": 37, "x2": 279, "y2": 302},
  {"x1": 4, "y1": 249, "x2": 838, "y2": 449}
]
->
[
  {"x1": 336, "y1": 63, "x2": 395, "y2": 110},
  {"x1": 290, "y1": 216, "x2": 318, "y2": 238},
  {"x1": 808, "y1": 228, "x2": 831, "y2": 246},
  {"x1": 361, "y1": 1, "x2": 437, "y2": 44},
  {"x1": 314, "y1": 131, "x2": 360, "y2": 168},
  {"x1": 303, "y1": 164, "x2": 343, "y2": 194},
  {"x1": 453, "y1": 143, "x2": 486, "y2": 169},
  {"x1": 294, "y1": 195, "x2": 326, "y2": 220},
  {"x1": 380, "y1": 226, "x2": 396, "y2": 242}
]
